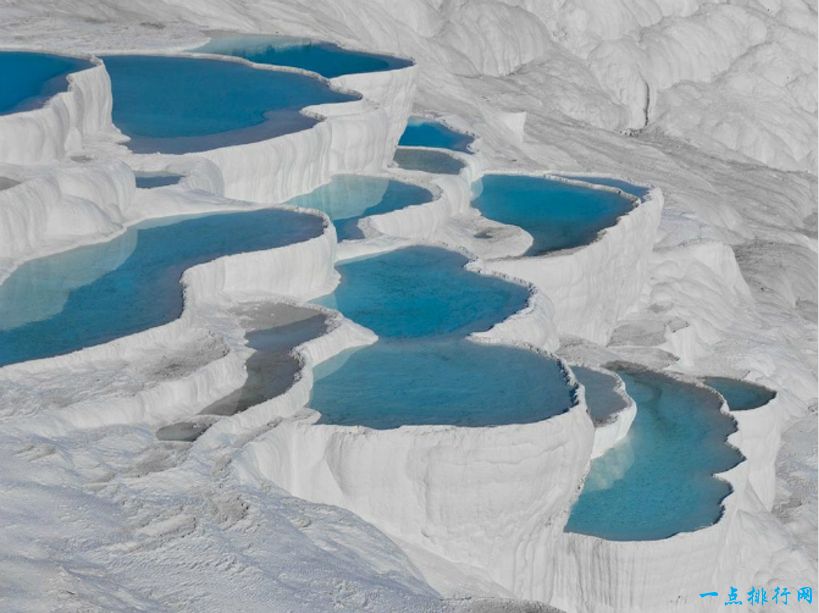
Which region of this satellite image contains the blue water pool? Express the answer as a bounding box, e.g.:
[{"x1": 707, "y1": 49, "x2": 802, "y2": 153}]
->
[
  {"x1": 573, "y1": 365, "x2": 628, "y2": 425},
  {"x1": 102, "y1": 54, "x2": 356, "y2": 154},
  {"x1": 0, "y1": 209, "x2": 324, "y2": 366},
  {"x1": 472, "y1": 175, "x2": 635, "y2": 256},
  {"x1": 566, "y1": 367, "x2": 743, "y2": 541},
  {"x1": 0, "y1": 51, "x2": 92, "y2": 115},
  {"x1": 135, "y1": 172, "x2": 184, "y2": 188},
  {"x1": 563, "y1": 175, "x2": 650, "y2": 200},
  {"x1": 703, "y1": 377, "x2": 776, "y2": 411},
  {"x1": 398, "y1": 117, "x2": 474, "y2": 153},
  {"x1": 393, "y1": 147, "x2": 465, "y2": 175},
  {"x1": 312, "y1": 339, "x2": 573, "y2": 429},
  {"x1": 313, "y1": 246, "x2": 529, "y2": 338},
  {"x1": 194, "y1": 34, "x2": 411, "y2": 79},
  {"x1": 288, "y1": 175, "x2": 433, "y2": 239}
]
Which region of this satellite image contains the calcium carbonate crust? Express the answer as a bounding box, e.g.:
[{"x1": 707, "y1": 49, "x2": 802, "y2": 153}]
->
[{"x1": 0, "y1": 28, "x2": 805, "y2": 613}]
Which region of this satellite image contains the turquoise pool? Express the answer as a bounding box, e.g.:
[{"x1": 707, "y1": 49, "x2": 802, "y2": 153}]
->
[
  {"x1": 398, "y1": 117, "x2": 474, "y2": 153},
  {"x1": 566, "y1": 367, "x2": 743, "y2": 541},
  {"x1": 312, "y1": 338, "x2": 573, "y2": 429},
  {"x1": 703, "y1": 376, "x2": 776, "y2": 411},
  {"x1": 288, "y1": 175, "x2": 433, "y2": 240},
  {"x1": 313, "y1": 246, "x2": 529, "y2": 338},
  {"x1": 0, "y1": 51, "x2": 91, "y2": 115},
  {"x1": 194, "y1": 34, "x2": 411, "y2": 79},
  {"x1": 0, "y1": 209, "x2": 324, "y2": 366},
  {"x1": 472, "y1": 174, "x2": 635, "y2": 256},
  {"x1": 103, "y1": 54, "x2": 356, "y2": 154}
]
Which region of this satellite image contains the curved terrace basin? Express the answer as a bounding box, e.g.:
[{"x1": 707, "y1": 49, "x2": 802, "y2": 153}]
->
[
  {"x1": 393, "y1": 147, "x2": 465, "y2": 175},
  {"x1": 0, "y1": 209, "x2": 324, "y2": 366},
  {"x1": 312, "y1": 339, "x2": 573, "y2": 429},
  {"x1": 135, "y1": 172, "x2": 184, "y2": 189},
  {"x1": 204, "y1": 305, "x2": 328, "y2": 417},
  {"x1": 703, "y1": 376, "x2": 776, "y2": 411},
  {"x1": 288, "y1": 175, "x2": 433, "y2": 240},
  {"x1": 398, "y1": 117, "x2": 474, "y2": 153},
  {"x1": 562, "y1": 175, "x2": 650, "y2": 200},
  {"x1": 313, "y1": 246, "x2": 529, "y2": 338},
  {"x1": 103, "y1": 54, "x2": 356, "y2": 154},
  {"x1": 0, "y1": 51, "x2": 91, "y2": 115},
  {"x1": 573, "y1": 365, "x2": 628, "y2": 425},
  {"x1": 566, "y1": 367, "x2": 743, "y2": 541},
  {"x1": 194, "y1": 34, "x2": 411, "y2": 78},
  {"x1": 472, "y1": 175, "x2": 635, "y2": 256}
]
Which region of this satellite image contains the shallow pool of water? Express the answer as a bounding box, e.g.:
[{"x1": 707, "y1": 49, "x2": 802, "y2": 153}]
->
[
  {"x1": 0, "y1": 51, "x2": 92, "y2": 115},
  {"x1": 288, "y1": 175, "x2": 432, "y2": 239},
  {"x1": 194, "y1": 34, "x2": 411, "y2": 79},
  {"x1": 103, "y1": 54, "x2": 356, "y2": 154},
  {"x1": 398, "y1": 117, "x2": 474, "y2": 153},
  {"x1": 472, "y1": 175, "x2": 635, "y2": 256},
  {"x1": 703, "y1": 376, "x2": 776, "y2": 411},
  {"x1": 313, "y1": 246, "x2": 529, "y2": 338},
  {"x1": 0, "y1": 209, "x2": 324, "y2": 366},
  {"x1": 573, "y1": 365, "x2": 628, "y2": 425},
  {"x1": 135, "y1": 172, "x2": 184, "y2": 189},
  {"x1": 203, "y1": 305, "x2": 328, "y2": 416},
  {"x1": 393, "y1": 147, "x2": 465, "y2": 175},
  {"x1": 312, "y1": 338, "x2": 573, "y2": 429},
  {"x1": 566, "y1": 366, "x2": 743, "y2": 541}
]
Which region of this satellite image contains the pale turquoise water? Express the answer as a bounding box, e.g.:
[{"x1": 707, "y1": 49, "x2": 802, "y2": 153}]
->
[
  {"x1": 703, "y1": 377, "x2": 776, "y2": 411},
  {"x1": 398, "y1": 117, "x2": 474, "y2": 153},
  {"x1": 566, "y1": 367, "x2": 743, "y2": 541},
  {"x1": 573, "y1": 365, "x2": 628, "y2": 425},
  {"x1": 0, "y1": 51, "x2": 91, "y2": 114},
  {"x1": 313, "y1": 246, "x2": 529, "y2": 338},
  {"x1": 135, "y1": 173, "x2": 183, "y2": 188},
  {"x1": 194, "y1": 34, "x2": 411, "y2": 78},
  {"x1": 313, "y1": 339, "x2": 573, "y2": 429},
  {"x1": 0, "y1": 209, "x2": 324, "y2": 366},
  {"x1": 310, "y1": 244, "x2": 573, "y2": 429},
  {"x1": 103, "y1": 54, "x2": 356, "y2": 154},
  {"x1": 393, "y1": 148, "x2": 465, "y2": 175},
  {"x1": 288, "y1": 175, "x2": 433, "y2": 239},
  {"x1": 472, "y1": 175, "x2": 635, "y2": 256},
  {"x1": 563, "y1": 175, "x2": 650, "y2": 200}
]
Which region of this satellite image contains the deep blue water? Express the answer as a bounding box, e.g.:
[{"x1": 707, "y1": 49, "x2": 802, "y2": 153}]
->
[
  {"x1": 102, "y1": 54, "x2": 356, "y2": 154},
  {"x1": 565, "y1": 175, "x2": 650, "y2": 200},
  {"x1": 288, "y1": 175, "x2": 433, "y2": 239},
  {"x1": 135, "y1": 173, "x2": 184, "y2": 188},
  {"x1": 472, "y1": 174, "x2": 635, "y2": 256},
  {"x1": 398, "y1": 117, "x2": 474, "y2": 153},
  {"x1": 393, "y1": 148, "x2": 465, "y2": 175},
  {"x1": 566, "y1": 367, "x2": 743, "y2": 541},
  {"x1": 703, "y1": 377, "x2": 776, "y2": 411},
  {"x1": 0, "y1": 209, "x2": 324, "y2": 366},
  {"x1": 573, "y1": 365, "x2": 627, "y2": 425},
  {"x1": 313, "y1": 246, "x2": 530, "y2": 338},
  {"x1": 194, "y1": 35, "x2": 411, "y2": 79},
  {"x1": 313, "y1": 339, "x2": 574, "y2": 428},
  {"x1": 0, "y1": 51, "x2": 91, "y2": 115}
]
